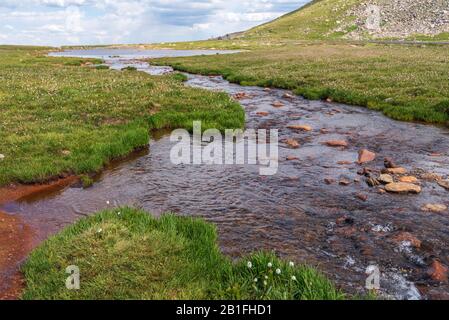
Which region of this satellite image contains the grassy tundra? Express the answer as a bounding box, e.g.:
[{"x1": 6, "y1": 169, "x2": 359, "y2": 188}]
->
[
  {"x1": 154, "y1": 42, "x2": 449, "y2": 125},
  {"x1": 22, "y1": 208, "x2": 344, "y2": 300},
  {"x1": 0, "y1": 46, "x2": 244, "y2": 186}
]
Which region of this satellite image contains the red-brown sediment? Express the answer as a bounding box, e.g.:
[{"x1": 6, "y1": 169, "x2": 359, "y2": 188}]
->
[{"x1": 0, "y1": 176, "x2": 78, "y2": 300}]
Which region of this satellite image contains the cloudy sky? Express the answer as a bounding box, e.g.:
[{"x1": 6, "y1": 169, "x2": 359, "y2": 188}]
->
[{"x1": 0, "y1": 0, "x2": 309, "y2": 46}]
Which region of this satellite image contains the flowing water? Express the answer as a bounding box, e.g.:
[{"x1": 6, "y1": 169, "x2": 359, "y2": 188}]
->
[{"x1": 2, "y1": 49, "x2": 449, "y2": 300}]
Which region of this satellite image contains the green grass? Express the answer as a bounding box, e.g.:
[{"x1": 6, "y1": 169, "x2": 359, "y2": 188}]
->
[
  {"x1": 22, "y1": 208, "x2": 344, "y2": 300},
  {"x1": 0, "y1": 46, "x2": 245, "y2": 186},
  {"x1": 153, "y1": 42, "x2": 449, "y2": 125}
]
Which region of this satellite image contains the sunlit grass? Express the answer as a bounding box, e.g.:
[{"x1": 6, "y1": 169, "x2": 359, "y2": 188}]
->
[
  {"x1": 154, "y1": 42, "x2": 449, "y2": 126},
  {"x1": 22, "y1": 208, "x2": 344, "y2": 300},
  {"x1": 0, "y1": 46, "x2": 244, "y2": 186}
]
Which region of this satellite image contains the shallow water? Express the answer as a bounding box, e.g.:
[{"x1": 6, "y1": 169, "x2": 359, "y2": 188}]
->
[{"x1": 2, "y1": 51, "x2": 449, "y2": 300}]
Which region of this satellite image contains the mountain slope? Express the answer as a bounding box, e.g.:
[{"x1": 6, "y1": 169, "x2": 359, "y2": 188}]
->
[{"x1": 239, "y1": 0, "x2": 449, "y2": 41}]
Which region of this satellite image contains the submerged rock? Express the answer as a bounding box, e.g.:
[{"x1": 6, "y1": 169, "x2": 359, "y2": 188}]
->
[
  {"x1": 384, "y1": 157, "x2": 398, "y2": 169},
  {"x1": 272, "y1": 101, "x2": 284, "y2": 108},
  {"x1": 385, "y1": 182, "x2": 421, "y2": 194},
  {"x1": 324, "y1": 140, "x2": 348, "y2": 147},
  {"x1": 287, "y1": 124, "x2": 312, "y2": 132},
  {"x1": 392, "y1": 232, "x2": 422, "y2": 248},
  {"x1": 358, "y1": 149, "x2": 376, "y2": 164},
  {"x1": 421, "y1": 204, "x2": 448, "y2": 213},
  {"x1": 427, "y1": 260, "x2": 449, "y2": 283},
  {"x1": 285, "y1": 139, "x2": 300, "y2": 149},
  {"x1": 438, "y1": 180, "x2": 449, "y2": 191}
]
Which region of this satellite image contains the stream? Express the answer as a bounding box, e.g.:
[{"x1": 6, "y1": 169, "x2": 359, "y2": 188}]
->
[{"x1": 2, "y1": 49, "x2": 449, "y2": 300}]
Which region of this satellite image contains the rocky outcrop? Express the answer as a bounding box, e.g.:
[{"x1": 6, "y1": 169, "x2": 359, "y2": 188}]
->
[{"x1": 343, "y1": 0, "x2": 449, "y2": 40}]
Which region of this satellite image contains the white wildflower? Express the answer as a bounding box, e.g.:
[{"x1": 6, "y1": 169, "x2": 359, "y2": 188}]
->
[
  {"x1": 289, "y1": 261, "x2": 295, "y2": 267},
  {"x1": 276, "y1": 268, "x2": 281, "y2": 275},
  {"x1": 0, "y1": 154, "x2": 5, "y2": 161},
  {"x1": 267, "y1": 262, "x2": 273, "y2": 268},
  {"x1": 265, "y1": 275, "x2": 268, "y2": 280},
  {"x1": 291, "y1": 276, "x2": 297, "y2": 281},
  {"x1": 97, "y1": 228, "x2": 103, "y2": 233},
  {"x1": 106, "y1": 201, "x2": 110, "y2": 205},
  {"x1": 254, "y1": 278, "x2": 258, "y2": 283},
  {"x1": 263, "y1": 281, "x2": 268, "y2": 286},
  {"x1": 247, "y1": 261, "x2": 253, "y2": 269}
]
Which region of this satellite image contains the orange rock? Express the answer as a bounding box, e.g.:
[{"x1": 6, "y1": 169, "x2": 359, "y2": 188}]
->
[
  {"x1": 385, "y1": 182, "x2": 421, "y2": 194},
  {"x1": 427, "y1": 260, "x2": 448, "y2": 283},
  {"x1": 256, "y1": 111, "x2": 269, "y2": 116},
  {"x1": 421, "y1": 204, "x2": 448, "y2": 213},
  {"x1": 286, "y1": 156, "x2": 299, "y2": 161},
  {"x1": 337, "y1": 161, "x2": 353, "y2": 165},
  {"x1": 287, "y1": 124, "x2": 312, "y2": 132},
  {"x1": 358, "y1": 149, "x2": 376, "y2": 164},
  {"x1": 325, "y1": 140, "x2": 348, "y2": 147},
  {"x1": 385, "y1": 167, "x2": 408, "y2": 175},
  {"x1": 285, "y1": 139, "x2": 300, "y2": 149},
  {"x1": 399, "y1": 176, "x2": 419, "y2": 184}
]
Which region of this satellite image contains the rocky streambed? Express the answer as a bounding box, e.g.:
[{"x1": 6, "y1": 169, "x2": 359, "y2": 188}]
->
[{"x1": 1, "y1": 50, "x2": 449, "y2": 300}]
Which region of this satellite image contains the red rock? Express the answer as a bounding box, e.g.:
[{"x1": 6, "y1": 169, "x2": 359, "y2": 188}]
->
[
  {"x1": 358, "y1": 149, "x2": 376, "y2": 164},
  {"x1": 356, "y1": 193, "x2": 368, "y2": 201},
  {"x1": 324, "y1": 140, "x2": 348, "y2": 148},
  {"x1": 286, "y1": 156, "x2": 299, "y2": 161},
  {"x1": 256, "y1": 111, "x2": 269, "y2": 116},
  {"x1": 427, "y1": 260, "x2": 448, "y2": 283},
  {"x1": 392, "y1": 232, "x2": 422, "y2": 248},
  {"x1": 234, "y1": 92, "x2": 250, "y2": 100}
]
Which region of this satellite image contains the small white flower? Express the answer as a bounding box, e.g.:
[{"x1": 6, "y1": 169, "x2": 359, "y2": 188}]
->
[
  {"x1": 247, "y1": 261, "x2": 253, "y2": 269},
  {"x1": 263, "y1": 281, "x2": 268, "y2": 286},
  {"x1": 265, "y1": 275, "x2": 268, "y2": 280},
  {"x1": 291, "y1": 276, "x2": 297, "y2": 281},
  {"x1": 117, "y1": 212, "x2": 121, "y2": 216},
  {"x1": 267, "y1": 262, "x2": 273, "y2": 268},
  {"x1": 254, "y1": 278, "x2": 258, "y2": 283},
  {"x1": 289, "y1": 261, "x2": 295, "y2": 267},
  {"x1": 0, "y1": 154, "x2": 5, "y2": 161},
  {"x1": 106, "y1": 201, "x2": 110, "y2": 205},
  {"x1": 276, "y1": 268, "x2": 281, "y2": 275},
  {"x1": 97, "y1": 228, "x2": 103, "y2": 233}
]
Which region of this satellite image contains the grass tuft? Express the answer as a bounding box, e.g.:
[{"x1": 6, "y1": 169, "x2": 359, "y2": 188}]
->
[{"x1": 22, "y1": 208, "x2": 344, "y2": 300}]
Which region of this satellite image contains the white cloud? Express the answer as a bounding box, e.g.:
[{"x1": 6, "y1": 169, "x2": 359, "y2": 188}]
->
[{"x1": 0, "y1": 0, "x2": 309, "y2": 46}]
